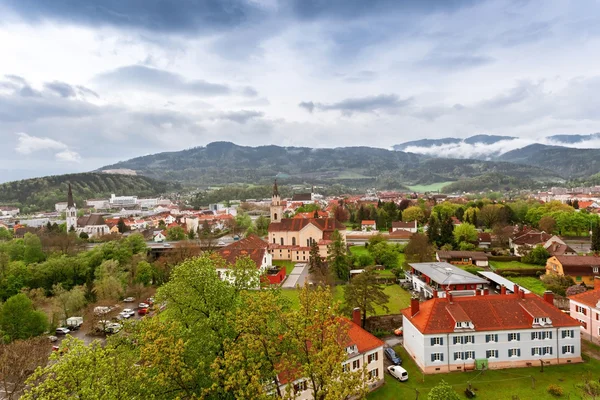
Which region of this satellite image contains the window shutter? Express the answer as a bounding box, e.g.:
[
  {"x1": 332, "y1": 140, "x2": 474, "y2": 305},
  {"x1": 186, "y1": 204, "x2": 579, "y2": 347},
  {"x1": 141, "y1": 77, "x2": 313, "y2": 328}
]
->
[
  {"x1": 548, "y1": 347, "x2": 553, "y2": 355},
  {"x1": 571, "y1": 329, "x2": 575, "y2": 337},
  {"x1": 431, "y1": 354, "x2": 435, "y2": 362},
  {"x1": 518, "y1": 349, "x2": 521, "y2": 357},
  {"x1": 440, "y1": 337, "x2": 443, "y2": 345},
  {"x1": 430, "y1": 338, "x2": 435, "y2": 346},
  {"x1": 517, "y1": 333, "x2": 520, "y2": 341},
  {"x1": 441, "y1": 354, "x2": 444, "y2": 362},
  {"x1": 583, "y1": 308, "x2": 587, "y2": 315},
  {"x1": 548, "y1": 331, "x2": 552, "y2": 339},
  {"x1": 531, "y1": 332, "x2": 535, "y2": 340},
  {"x1": 562, "y1": 331, "x2": 566, "y2": 339},
  {"x1": 531, "y1": 348, "x2": 535, "y2": 356}
]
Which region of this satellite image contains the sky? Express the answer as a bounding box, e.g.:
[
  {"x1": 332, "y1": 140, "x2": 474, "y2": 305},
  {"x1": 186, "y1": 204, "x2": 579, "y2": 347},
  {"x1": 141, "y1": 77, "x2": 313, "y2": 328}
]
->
[{"x1": 2, "y1": 0, "x2": 600, "y2": 182}]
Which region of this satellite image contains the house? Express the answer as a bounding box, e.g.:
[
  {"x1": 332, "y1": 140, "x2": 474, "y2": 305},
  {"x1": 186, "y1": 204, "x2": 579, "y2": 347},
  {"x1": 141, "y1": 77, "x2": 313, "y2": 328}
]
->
[
  {"x1": 0, "y1": 206, "x2": 19, "y2": 217},
  {"x1": 477, "y1": 232, "x2": 492, "y2": 249},
  {"x1": 391, "y1": 220, "x2": 417, "y2": 233},
  {"x1": 276, "y1": 308, "x2": 384, "y2": 399},
  {"x1": 402, "y1": 290, "x2": 582, "y2": 374},
  {"x1": 387, "y1": 230, "x2": 413, "y2": 243},
  {"x1": 546, "y1": 255, "x2": 600, "y2": 287},
  {"x1": 544, "y1": 241, "x2": 577, "y2": 257},
  {"x1": 451, "y1": 216, "x2": 462, "y2": 226},
  {"x1": 361, "y1": 220, "x2": 376, "y2": 232},
  {"x1": 568, "y1": 277, "x2": 600, "y2": 342},
  {"x1": 407, "y1": 262, "x2": 488, "y2": 299},
  {"x1": 294, "y1": 211, "x2": 329, "y2": 219},
  {"x1": 76, "y1": 214, "x2": 110, "y2": 238},
  {"x1": 291, "y1": 192, "x2": 315, "y2": 205},
  {"x1": 510, "y1": 230, "x2": 559, "y2": 256},
  {"x1": 436, "y1": 251, "x2": 489, "y2": 268},
  {"x1": 215, "y1": 235, "x2": 273, "y2": 285},
  {"x1": 268, "y1": 181, "x2": 346, "y2": 262},
  {"x1": 153, "y1": 231, "x2": 166, "y2": 242}
]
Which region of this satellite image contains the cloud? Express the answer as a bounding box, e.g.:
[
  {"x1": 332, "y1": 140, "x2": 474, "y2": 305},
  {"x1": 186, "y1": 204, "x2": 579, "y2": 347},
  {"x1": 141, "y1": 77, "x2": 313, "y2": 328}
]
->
[
  {"x1": 218, "y1": 110, "x2": 264, "y2": 124},
  {"x1": 94, "y1": 65, "x2": 256, "y2": 97},
  {"x1": 299, "y1": 94, "x2": 412, "y2": 115},
  {"x1": 418, "y1": 53, "x2": 494, "y2": 70},
  {"x1": 15, "y1": 132, "x2": 81, "y2": 162},
  {"x1": 44, "y1": 81, "x2": 76, "y2": 98},
  {"x1": 402, "y1": 138, "x2": 537, "y2": 159}
]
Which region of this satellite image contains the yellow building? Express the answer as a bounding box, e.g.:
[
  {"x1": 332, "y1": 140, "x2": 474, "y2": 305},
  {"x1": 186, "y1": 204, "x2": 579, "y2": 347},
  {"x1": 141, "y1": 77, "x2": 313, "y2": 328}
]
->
[
  {"x1": 268, "y1": 181, "x2": 346, "y2": 262},
  {"x1": 546, "y1": 255, "x2": 600, "y2": 286}
]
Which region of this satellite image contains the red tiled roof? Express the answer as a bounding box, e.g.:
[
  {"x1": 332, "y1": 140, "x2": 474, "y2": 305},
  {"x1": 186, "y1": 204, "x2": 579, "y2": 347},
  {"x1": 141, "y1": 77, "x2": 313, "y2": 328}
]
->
[
  {"x1": 268, "y1": 218, "x2": 345, "y2": 233},
  {"x1": 568, "y1": 288, "x2": 600, "y2": 308},
  {"x1": 361, "y1": 220, "x2": 376, "y2": 225},
  {"x1": 512, "y1": 230, "x2": 553, "y2": 246},
  {"x1": 402, "y1": 293, "x2": 579, "y2": 334},
  {"x1": 392, "y1": 220, "x2": 416, "y2": 228},
  {"x1": 226, "y1": 234, "x2": 268, "y2": 250},
  {"x1": 294, "y1": 211, "x2": 329, "y2": 219},
  {"x1": 477, "y1": 232, "x2": 492, "y2": 243},
  {"x1": 545, "y1": 241, "x2": 576, "y2": 256}
]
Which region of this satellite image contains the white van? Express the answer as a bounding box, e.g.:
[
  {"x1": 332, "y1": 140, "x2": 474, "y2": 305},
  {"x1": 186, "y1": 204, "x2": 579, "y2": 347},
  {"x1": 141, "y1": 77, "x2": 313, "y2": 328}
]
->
[{"x1": 387, "y1": 365, "x2": 408, "y2": 381}]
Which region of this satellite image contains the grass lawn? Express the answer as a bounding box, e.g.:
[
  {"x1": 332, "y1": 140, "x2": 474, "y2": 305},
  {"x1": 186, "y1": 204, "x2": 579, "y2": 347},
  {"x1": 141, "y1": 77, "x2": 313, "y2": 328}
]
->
[
  {"x1": 280, "y1": 284, "x2": 411, "y2": 316},
  {"x1": 349, "y1": 246, "x2": 406, "y2": 268},
  {"x1": 510, "y1": 276, "x2": 547, "y2": 295},
  {"x1": 406, "y1": 181, "x2": 454, "y2": 193},
  {"x1": 490, "y1": 261, "x2": 544, "y2": 270},
  {"x1": 273, "y1": 260, "x2": 296, "y2": 275},
  {"x1": 368, "y1": 345, "x2": 600, "y2": 400}
]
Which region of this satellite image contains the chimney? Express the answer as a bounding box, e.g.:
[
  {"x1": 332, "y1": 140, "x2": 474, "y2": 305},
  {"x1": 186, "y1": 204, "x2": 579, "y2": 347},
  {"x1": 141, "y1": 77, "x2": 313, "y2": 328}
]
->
[
  {"x1": 519, "y1": 289, "x2": 525, "y2": 299},
  {"x1": 352, "y1": 307, "x2": 361, "y2": 326},
  {"x1": 514, "y1": 284, "x2": 520, "y2": 295},
  {"x1": 410, "y1": 298, "x2": 420, "y2": 317},
  {"x1": 447, "y1": 292, "x2": 453, "y2": 303},
  {"x1": 483, "y1": 288, "x2": 489, "y2": 296},
  {"x1": 595, "y1": 276, "x2": 600, "y2": 290},
  {"x1": 432, "y1": 289, "x2": 438, "y2": 298},
  {"x1": 543, "y1": 291, "x2": 554, "y2": 305},
  {"x1": 501, "y1": 285, "x2": 506, "y2": 295}
]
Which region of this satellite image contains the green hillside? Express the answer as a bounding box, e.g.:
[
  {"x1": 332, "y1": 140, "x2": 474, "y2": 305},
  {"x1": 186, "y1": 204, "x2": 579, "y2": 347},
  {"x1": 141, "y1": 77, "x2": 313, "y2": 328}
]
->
[{"x1": 0, "y1": 173, "x2": 177, "y2": 213}]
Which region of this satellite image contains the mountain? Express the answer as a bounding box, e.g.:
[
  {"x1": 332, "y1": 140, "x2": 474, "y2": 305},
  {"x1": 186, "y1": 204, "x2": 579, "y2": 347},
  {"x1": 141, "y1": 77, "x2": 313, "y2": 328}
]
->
[
  {"x1": 393, "y1": 134, "x2": 515, "y2": 151},
  {"x1": 98, "y1": 141, "x2": 561, "y2": 191},
  {"x1": 548, "y1": 133, "x2": 600, "y2": 144},
  {"x1": 0, "y1": 173, "x2": 177, "y2": 212}
]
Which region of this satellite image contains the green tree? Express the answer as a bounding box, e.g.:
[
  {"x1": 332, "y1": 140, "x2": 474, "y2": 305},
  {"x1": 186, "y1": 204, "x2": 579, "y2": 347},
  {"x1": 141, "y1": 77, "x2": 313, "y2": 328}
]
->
[
  {"x1": 0, "y1": 293, "x2": 48, "y2": 342},
  {"x1": 402, "y1": 206, "x2": 425, "y2": 223},
  {"x1": 453, "y1": 223, "x2": 477, "y2": 245},
  {"x1": 439, "y1": 216, "x2": 455, "y2": 248},
  {"x1": 166, "y1": 226, "x2": 186, "y2": 241},
  {"x1": 428, "y1": 380, "x2": 460, "y2": 400},
  {"x1": 52, "y1": 284, "x2": 86, "y2": 323},
  {"x1": 592, "y1": 223, "x2": 600, "y2": 252},
  {"x1": 343, "y1": 266, "x2": 389, "y2": 327},
  {"x1": 308, "y1": 240, "x2": 326, "y2": 279},
  {"x1": 404, "y1": 233, "x2": 434, "y2": 267},
  {"x1": 255, "y1": 215, "x2": 270, "y2": 236},
  {"x1": 0, "y1": 227, "x2": 12, "y2": 241},
  {"x1": 23, "y1": 233, "x2": 45, "y2": 264},
  {"x1": 522, "y1": 245, "x2": 550, "y2": 265},
  {"x1": 426, "y1": 214, "x2": 440, "y2": 246},
  {"x1": 117, "y1": 217, "x2": 129, "y2": 233},
  {"x1": 464, "y1": 207, "x2": 479, "y2": 226},
  {"x1": 369, "y1": 242, "x2": 399, "y2": 268},
  {"x1": 187, "y1": 229, "x2": 196, "y2": 240},
  {"x1": 235, "y1": 212, "x2": 252, "y2": 231},
  {"x1": 327, "y1": 230, "x2": 350, "y2": 281}
]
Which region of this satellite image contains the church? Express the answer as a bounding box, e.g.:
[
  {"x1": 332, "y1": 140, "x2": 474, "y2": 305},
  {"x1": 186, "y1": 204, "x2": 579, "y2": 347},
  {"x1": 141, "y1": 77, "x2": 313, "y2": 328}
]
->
[
  {"x1": 65, "y1": 184, "x2": 110, "y2": 238},
  {"x1": 267, "y1": 181, "x2": 346, "y2": 262}
]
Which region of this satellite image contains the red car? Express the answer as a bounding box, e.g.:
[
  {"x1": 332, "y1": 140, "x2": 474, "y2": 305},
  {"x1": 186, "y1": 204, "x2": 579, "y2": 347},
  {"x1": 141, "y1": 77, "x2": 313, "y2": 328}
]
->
[{"x1": 138, "y1": 308, "x2": 149, "y2": 316}]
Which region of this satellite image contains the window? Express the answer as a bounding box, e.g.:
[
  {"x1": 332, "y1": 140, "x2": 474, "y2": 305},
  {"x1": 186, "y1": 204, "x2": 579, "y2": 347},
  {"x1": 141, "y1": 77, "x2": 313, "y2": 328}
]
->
[
  {"x1": 431, "y1": 353, "x2": 444, "y2": 362},
  {"x1": 454, "y1": 352, "x2": 463, "y2": 361},
  {"x1": 531, "y1": 331, "x2": 552, "y2": 340},
  {"x1": 576, "y1": 276, "x2": 582, "y2": 282},
  {"x1": 508, "y1": 348, "x2": 521, "y2": 357},
  {"x1": 561, "y1": 330, "x2": 575, "y2": 339},
  {"x1": 280, "y1": 237, "x2": 284, "y2": 246},
  {"x1": 368, "y1": 352, "x2": 378, "y2": 363},
  {"x1": 368, "y1": 368, "x2": 379, "y2": 380},
  {"x1": 352, "y1": 359, "x2": 360, "y2": 370},
  {"x1": 292, "y1": 237, "x2": 296, "y2": 246},
  {"x1": 576, "y1": 305, "x2": 587, "y2": 315},
  {"x1": 486, "y1": 350, "x2": 498, "y2": 359},
  {"x1": 594, "y1": 267, "x2": 599, "y2": 273},
  {"x1": 342, "y1": 363, "x2": 350, "y2": 372},
  {"x1": 293, "y1": 380, "x2": 307, "y2": 394},
  {"x1": 597, "y1": 313, "x2": 599, "y2": 321},
  {"x1": 508, "y1": 333, "x2": 520, "y2": 342},
  {"x1": 579, "y1": 319, "x2": 588, "y2": 329},
  {"x1": 464, "y1": 351, "x2": 475, "y2": 360},
  {"x1": 562, "y1": 345, "x2": 575, "y2": 354},
  {"x1": 531, "y1": 347, "x2": 542, "y2": 356},
  {"x1": 543, "y1": 346, "x2": 553, "y2": 355},
  {"x1": 453, "y1": 335, "x2": 475, "y2": 345},
  {"x1": 430, "y1": 337, "x2": 443, "y2": 346},
  {"x1": 273, "y1": 213, "x2": 278, "y2": 221},
  {"x1": 485, "y1": 334, "x2": 498, "y2": 343},
  {"x1": 346, "y1": 345, "x2": 358, "y2": 354},
  {"x1": 306, "y1": 239, "x2": 310, "y2": 247}
]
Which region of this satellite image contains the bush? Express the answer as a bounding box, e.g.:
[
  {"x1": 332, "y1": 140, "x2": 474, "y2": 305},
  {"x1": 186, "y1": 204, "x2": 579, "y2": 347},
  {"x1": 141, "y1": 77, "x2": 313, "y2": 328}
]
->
[
  {"x1": 547, "y1": 384, "x2": 563, "y2": 397},
  {"x1": 370, "y1": 328, "x2": 390, "y2": 338}
]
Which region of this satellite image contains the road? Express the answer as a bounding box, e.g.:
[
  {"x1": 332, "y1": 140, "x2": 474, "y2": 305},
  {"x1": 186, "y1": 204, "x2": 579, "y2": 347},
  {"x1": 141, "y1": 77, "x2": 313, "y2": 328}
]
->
[
  {"x1": 282, "y1": 263, "x2": 309, "y2": 288},
  {"x1": 565, "y1": 239, "x2": 591, "y2": 254}
]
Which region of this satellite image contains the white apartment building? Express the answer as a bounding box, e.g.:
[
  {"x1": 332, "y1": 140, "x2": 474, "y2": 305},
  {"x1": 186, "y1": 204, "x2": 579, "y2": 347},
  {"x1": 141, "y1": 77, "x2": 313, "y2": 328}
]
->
[
  {"x1": 109, "y1": 194, "x2": 138, "y2": 208},
  {"x1": 403, "y1": 289, "x2": 582, "y2": 374}
]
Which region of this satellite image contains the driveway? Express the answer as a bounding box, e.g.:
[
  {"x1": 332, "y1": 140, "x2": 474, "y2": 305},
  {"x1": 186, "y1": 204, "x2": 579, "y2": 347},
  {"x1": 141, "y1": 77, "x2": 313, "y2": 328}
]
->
[{"x1": 282, "y1": 263, "x2": 309, "y2": 288}]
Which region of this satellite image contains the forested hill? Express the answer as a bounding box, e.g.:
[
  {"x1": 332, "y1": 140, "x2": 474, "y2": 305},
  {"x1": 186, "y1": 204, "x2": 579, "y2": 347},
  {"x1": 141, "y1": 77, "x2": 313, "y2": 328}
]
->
[
  {"x1": 99, "y1": 141, "x2": 561, "y2": 189},
  {"x1": 0, "y1": 173, "x2": 176, "y2": 213}
]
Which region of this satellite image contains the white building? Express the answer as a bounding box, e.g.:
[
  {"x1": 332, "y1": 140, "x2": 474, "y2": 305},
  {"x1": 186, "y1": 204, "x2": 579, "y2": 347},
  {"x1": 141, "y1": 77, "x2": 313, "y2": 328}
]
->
[
  {"x1": 402, "y1": 290, "x2": 582, "y2": 374},
  {"x1": 55, "y1": 202, "x2": 69, "y2": 212},
  {"x1": 109, "y1": 194, "x2": 138, "y2": 208},
  {"x1": 137, "y1": 198, "x2": 159, "y2": 209},
  {"x1": 86, "y1": 199, "x2": 110, "y2": 210},
  {"x1": 0, "y1": 206, "x2": 20, "y2": 217},
  {"x1": 391, "y1": 220, "x2": 418, "y2": 233}
]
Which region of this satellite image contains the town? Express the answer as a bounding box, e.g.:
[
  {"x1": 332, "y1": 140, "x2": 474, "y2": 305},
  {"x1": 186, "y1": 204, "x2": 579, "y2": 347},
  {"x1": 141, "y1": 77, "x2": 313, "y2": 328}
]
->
[{"x1": 1, "y1": 179, "x2": 600, "y2": 399}]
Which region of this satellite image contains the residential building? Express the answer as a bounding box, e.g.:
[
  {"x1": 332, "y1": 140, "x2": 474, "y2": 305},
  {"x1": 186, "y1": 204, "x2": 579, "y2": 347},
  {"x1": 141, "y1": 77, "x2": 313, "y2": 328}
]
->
[
  {"x1": 510, "y1": 230, "x2": 559, "y2": 256},
  {"x1": 361, "y1": 220, "x2": 376, "y2": 231},
  {"x1": 407, "y1": 262, "x2": 488, "y2": 299},
  {"x1": 568, "y1": 278, "x2": 600, "y2": 342},
  {"x1": 277, "y1": 309, "x2": 384, "y2": 399},
  {"x1": 402, "y1": 290, "x2": 582, "y2": 374},
  {"x1": 477, "y1": 232, "x2": 492, "y2": 249},
  {"x1": 436, "y1": 251, "x2": 489, "y2": 267},
  {"x1": 544, "y1": 241, "x2": 577, "y2": 257},
  {"x1": 153, "y1": 231, "x2": 166, "y2": 242},
  {"x1": 268, "y1": 181, "x2": 346, "y2": 261},
  {"x1": 215, "y1": 235, "x2": 273, "y2": 285},
  {"x1": 391, "y1": 220, "x2": 417, "y2": 233},
  {"x1": 546, "y1": 255, "x2": 600, "y2": 286},
  {"x1": 0, "y1": 206, "x2": 19, "y2": 217},
  {"x1": 76, "y1": 214, "x2": 110, "y2": 238}
]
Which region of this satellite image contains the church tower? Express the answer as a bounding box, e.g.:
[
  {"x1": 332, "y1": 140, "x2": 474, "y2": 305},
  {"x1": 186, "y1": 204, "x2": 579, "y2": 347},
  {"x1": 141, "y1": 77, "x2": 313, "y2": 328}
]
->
[
  {"x1": 270, "y1": 179, "x2": 283, "y2": 223},
  {"x1": 66, "y1": 183, "x2": 78, "y2": 231}
]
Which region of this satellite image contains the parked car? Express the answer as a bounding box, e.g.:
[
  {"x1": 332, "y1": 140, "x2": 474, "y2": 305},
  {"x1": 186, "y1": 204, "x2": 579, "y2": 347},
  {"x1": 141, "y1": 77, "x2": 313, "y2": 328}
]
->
[
  {"x1": 138, "y1": 302, "x2": 149, "y2": 309},
  {"x1": 94, "y1": 306, "x2": 111, "y2": 315},
  {"x1": 138, "y1": 308, "x2": 149, "y2": 315},
  {"x1": 55, "y1": 327, "x2": 70, "y2": 335},
  {"x1": 123, "y1": 297, "x2": 135, "y2": 302},
  {"x1": 48, "y1": 335, "x2": 58, "y2": 342},
  {"x1": 119, "y1": 309, "x2": 135, "y2": 319},
  {"x1": 387, "y1": 365, "x2": 408, "y2": 381},
  {"x1": 384, "y1": 347, "x2": 402, "y2": 365},
  {"x1": 394, "y1": 327, "x2": 403, "y2": 336},
  {"x1": 52, "y1": 345, "x2": 60, "y2": 352},
  {"x1": 217, "y1": 241, "x2": 226, "y2": 246},
  {"x1": 147, "y1": 297, "x2": 155, "y2": 305},
  {"x1": 105, "y1": 323, "x2": 122, "y2": 334},
  {"x1": 66, "y1": 316, "x2": 84, "y2": 330}
]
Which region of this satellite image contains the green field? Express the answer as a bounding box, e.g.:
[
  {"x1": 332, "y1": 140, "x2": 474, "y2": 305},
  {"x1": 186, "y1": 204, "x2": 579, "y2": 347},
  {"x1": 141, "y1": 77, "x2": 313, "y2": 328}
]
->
[
  {"x1": 406, "y1": 181, "x2": 454, "y2": 193},
  {"x1": 510, "y1": 276, "x2": 548, "y2": 295},
  {"x1": 490, "y1": 261, "x2": 544, "y2": 270},
  {"x1": 368, "y1": 345, "x2": 600, "y2": 400},
  {"x1": 273, "y1": 260, "x2": 296, "y2": 275},
  {"x1": 280, "y1": 284, "x2": 411, "y2": 316}
]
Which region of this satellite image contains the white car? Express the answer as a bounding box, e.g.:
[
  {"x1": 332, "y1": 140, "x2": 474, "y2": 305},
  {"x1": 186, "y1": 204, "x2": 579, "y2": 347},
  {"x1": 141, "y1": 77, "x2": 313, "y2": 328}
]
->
[
  {"x1": 387, "y1": 365, "x2": 408, "y2": 382},
  {"x1": 217, "y1": 241, "x2": 226, "y2": 246},
  {"x1": 123, "y1": 297, "x2": 135, "y2": 302},
  {"x1": 119, "y1": 309, "x2": 135, "y2": 319},
  {"x1": 138, "y1": 303, "x2": 149, "y2": 309},
  {"x1": 106, "y1": 323, "x2": 122, "y2": 334},
  {"x1": 55, "y1": 327, "x2": 70, "y2": 335}
]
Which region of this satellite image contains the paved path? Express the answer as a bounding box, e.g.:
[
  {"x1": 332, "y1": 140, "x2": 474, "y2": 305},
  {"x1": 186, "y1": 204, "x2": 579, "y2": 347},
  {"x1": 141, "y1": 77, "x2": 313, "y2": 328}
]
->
[{"x1": 282, "y1": 263, "x2": 309, "y2": 288}]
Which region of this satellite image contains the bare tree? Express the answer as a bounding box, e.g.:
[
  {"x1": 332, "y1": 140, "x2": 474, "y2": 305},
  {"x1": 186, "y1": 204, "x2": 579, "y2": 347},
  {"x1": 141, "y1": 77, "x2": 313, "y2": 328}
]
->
[{"x1": 0, "y1": 337, "x2": 52, "y2": 400}]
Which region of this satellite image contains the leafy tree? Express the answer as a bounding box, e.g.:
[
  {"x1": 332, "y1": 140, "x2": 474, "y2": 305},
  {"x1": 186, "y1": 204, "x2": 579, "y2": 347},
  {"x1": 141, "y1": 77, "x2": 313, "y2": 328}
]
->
[
  {"x1": 439, "y1": 216, "x2": 455, "y2": 248},
  {"x1": 402, "y1": 206, "x2": 425, "y2": 223},
  {"x1": 187, "y1": 229, "x2": 196, "y2": 240},
  {"x1": 78, "y1": 232, "x2": 89, "y2": 239},
  {"x1": 428, "y1": 380, "x2": 460, "y2": 400},
  {"x1": 453, "y1": 223, "x2": 477, "y2": 245},
  {"x1": 235, "y1": 211, "x2": 252, "y2": 231},
  {"x1": 255, "y1": 215, "x2": 270, "y2": 236},
  {"x1": 427, "y1": 214, "x2": 440, "y2": 246},
  {"x1": 166, "y1": 226, "x2": 186, "y2": 241},
  {"x1": 23, "y1": 233, "x2": 45, "y2": 264},
  {"x1": 343, "y1": 266, "x2": 389, "y2": 327},
  {"x1": 454, "y1": 207, "x2": 465, "y2": 222},
  {"x1": 369, "y1": 242, "x2": 399, "y2": 268},
  {"x1": 522, "y1": 245, "x2": 550, "y2": 265},
  {"x1": 464, "y1": 207, "x2": 479, "y2": 226},
  {"x1": 404, "y1": 233, "x2": 434, "y2": 267},
  {"x1": 541, "y1": 274, "x2": 574, "y2": 296},
  {"x1": 93, "y1": 260, "x2": 126, "y2": 301},
  {"x1": 135, "y1": 261, "x2": 154, "y2": 286},
  {"x1": 539, "y1": 215, "x2": 556, "y2": 234},
  {"x1": 117, "y1": 217, "x2": 129, "y2": 233},
  {"x1": 0, "y1": 228, "x2": 12, "y2": 241},
  {"x1": 479, "y1": 204, "x2": 506, "y2": 229},
  {"x1": 352, "y1": 253, "x2": 375, "y2": 267},
  {"x1": 0, "y1": 293, "x2": 48, "y2": 342},
  {"x1": 327, "y1": 230, "x2": 350, "y2": 281},
  {"x1": 52, "y1": 284, "x2": 86, "y2": 323}
]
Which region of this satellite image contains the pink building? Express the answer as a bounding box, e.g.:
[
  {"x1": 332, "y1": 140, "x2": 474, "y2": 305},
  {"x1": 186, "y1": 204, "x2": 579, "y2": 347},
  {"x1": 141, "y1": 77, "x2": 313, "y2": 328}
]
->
[{"x1": 568, "y1": 277, "x2": 600, "y2": 343}]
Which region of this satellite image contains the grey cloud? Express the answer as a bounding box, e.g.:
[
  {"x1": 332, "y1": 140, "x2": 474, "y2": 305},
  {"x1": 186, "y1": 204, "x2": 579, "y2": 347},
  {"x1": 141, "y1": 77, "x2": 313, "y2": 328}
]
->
[
  {"x1": 219, "y1": 110, "x2": 264, "y2": 124},
  {"x1": 480, "y1": 81, "x2": 541, "y2": 109},
  {"x1": 76, "y1": 86, "x2": 100, "y2": 98},
  {"x1": 94, "y1": 65, "x2": 257, "y2": 97},
  {"x1": 418, "y1": 53, "x2": 494, "y2": 70},
  {"x1": 44, "y1": 81, "x2": 77, "y2": 98},
  {"x1": 300, "y1": 94, "x2": 412, "y2": 116},
  {"x1": 242, "y1": 86, "x2": 258, "y2": 97},
  {"x1": 5, "y1": 75, "x2": 28, "y2": 85}
]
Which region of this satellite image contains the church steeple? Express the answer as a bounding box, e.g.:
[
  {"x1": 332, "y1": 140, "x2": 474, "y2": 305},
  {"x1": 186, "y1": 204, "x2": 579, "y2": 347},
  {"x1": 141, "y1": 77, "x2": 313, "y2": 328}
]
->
[
  {"x1": 67, "y1": 183, "x2": 74, "y2": 208},
  {"x1": 273, "y1": 179, "x2": 279, "y2": 197},
  {"x1": 270, "y1": 178, "x2": 283, "y2": 223},
  {"x1": 66, "y1": 183, "x2": 77, "y2": 231}
]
